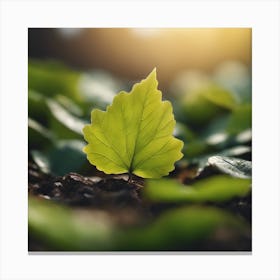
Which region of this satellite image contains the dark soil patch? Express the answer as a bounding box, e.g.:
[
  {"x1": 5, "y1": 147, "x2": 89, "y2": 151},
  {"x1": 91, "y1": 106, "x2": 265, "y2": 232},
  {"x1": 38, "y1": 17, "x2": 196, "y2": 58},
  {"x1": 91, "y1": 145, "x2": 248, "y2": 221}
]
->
[
  {"x1": 28, "y1": 161, "x2": 251, "y2": 251},
  {"x1": 29, "y1": 162, "x2": 145, "y2": 210}
]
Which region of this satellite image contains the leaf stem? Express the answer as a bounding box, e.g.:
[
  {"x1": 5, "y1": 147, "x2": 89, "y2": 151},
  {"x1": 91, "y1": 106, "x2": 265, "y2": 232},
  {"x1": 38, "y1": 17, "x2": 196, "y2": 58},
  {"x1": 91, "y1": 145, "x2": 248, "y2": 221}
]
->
[{"x1": 128, "y1": 172, "x2": 133, "y2": 184}]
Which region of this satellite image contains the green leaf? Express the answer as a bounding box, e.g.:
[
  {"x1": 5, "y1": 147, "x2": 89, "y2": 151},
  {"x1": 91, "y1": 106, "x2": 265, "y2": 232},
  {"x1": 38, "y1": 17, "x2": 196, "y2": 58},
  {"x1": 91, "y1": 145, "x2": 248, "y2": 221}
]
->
[
  {"x1": 182, "y1": 83, "x2": 237, "y2": 125},
  {"x1": 213, "y1": 61, "x2": 252, "y2": 104},
  {"x1": 184, "y1": 140, "x2": 209, "y2": 158},
  {"x1": 235, "y1": 129, "x2": 252, "y2": 144},
  {"x1": 83, "y1": 69, "x2": 183, "y2": 178},
  {"x1": 30, "y1": 150, "x2": 50, "y2": 174},
  {"x1": 47, "y1": 99, "x2": 86, "y2": 139},
  {"x1": 208, "y1": 156, "x2": 252, "y2": 178},
  {"x1": 28, "y1": 90, "x2": 49, "y2": 125},
  {"x1": 202, "y1": 84, "x2": 237, "y2": 109},
  {"x1": 174, "y1": 122, "x2": 196, "y2": 142},
  {"x1": 29, "y1": 197, "x2": 250, "y2": 251},
  {"x1": 220, "y1": 146, "x2": 251, "y2": 158},
  {"x1": 28, "y1": 60, "x2": 81, "y2": 102},
  {"x1": 29, "y1": 197, "x2": 115, "y2": 251},
  {"x1": 145, "y1": 175, "x2": 251, "y2": 203},
  {"x1": 118, "y1": 206, "x2": 250, "y2": 250},
  {"x1": 227, "y1": 104, "x2": 252, "y2": 135},
  {"x1": 79, "y1": 71, "x2": 123, "y2": 108},
  {"x1": 48, "y1": 140, "x2": 87, "y2": 176},
  {"x1": 55, "y1": 94, "x2": 83, "y2": 117},
  {"x1": 31, "y1": 141, "x2": 87, "y2": 175},
  {"x1": 28, "y1": 118, "x2": 54, "y2": 149}
]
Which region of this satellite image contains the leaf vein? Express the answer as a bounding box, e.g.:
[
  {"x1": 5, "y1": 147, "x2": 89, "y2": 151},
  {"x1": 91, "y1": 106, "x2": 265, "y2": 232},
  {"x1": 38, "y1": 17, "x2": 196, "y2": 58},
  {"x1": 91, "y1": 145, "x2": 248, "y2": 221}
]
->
[
  {"x1": 93, "y1": 130, "x2": 129, "y2": 169},
  {"x1": 88, "y1": 152, "x2": 126, "y2": 169},
  {"x1": 133, "y1": 138, "x2": 173, "y2": 169},
  {"x1": 129, "y1": 83, "x2": 153, "y2": 171}
]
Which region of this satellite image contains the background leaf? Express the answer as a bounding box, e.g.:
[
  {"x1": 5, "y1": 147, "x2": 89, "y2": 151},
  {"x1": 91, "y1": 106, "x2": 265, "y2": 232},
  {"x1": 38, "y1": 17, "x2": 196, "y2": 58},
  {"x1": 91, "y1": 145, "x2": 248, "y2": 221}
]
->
[
  {"x1": 28, "y1": 118, "x2": 54, "y2": 149},
  {"x1": 208, "y1": 156, "x2": 252, "y2": 178},
  {"x1": 145, "y1": 175, "x2": 251, "y2": 203},
  {"x1": 29, "y1": 197, "x2": 115, "y2": 251},
  {"x1": 31, "y1": 140, "x2": 87, "y2": 176},
  {"x1": 117, "y1": 206, "x2": 250, "y2": 251},
  {"x1": 182, "y1": 83, "x2": 236, "y2": 125},
  {"x1": 47, "y1": 99, "x2": 86, "y2": 139},
  {"x1": 227, "y1": 104, "x2": 252, "y2": 135},
  {"x1": 29, "y1": 197, "x2": 250, "y2": 251},
  {"x1": 48, "y1": 140, "x2": 87, "y2": 176},
  {"x1": 28, "y1": 60, "x2": 81, "y2": 102}
]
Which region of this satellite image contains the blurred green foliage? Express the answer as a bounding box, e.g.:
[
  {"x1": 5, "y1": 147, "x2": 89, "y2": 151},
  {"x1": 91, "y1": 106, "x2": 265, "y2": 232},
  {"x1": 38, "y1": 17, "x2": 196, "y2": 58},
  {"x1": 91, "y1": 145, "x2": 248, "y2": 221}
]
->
[
  {"x1": 207, "y1": 156, "x2": 251, "y2": 179},
  {"x1": 227, "y1": 104, "x2": 252, "y2": 135},
  {"x1": 118, "y1": 205, "x2": 249, "y2": 251},
  {"x1": 182, "y1": 83, "x2": 237, "y2": 125},
  {"x1": 29, "y1": 60, "x2": 81, "y2": 102},
  {"x1": 29, "y1": 196, "x2": 249, "y2": 251},
  {"x1": 29, "y1": 197, "x2": 115, "y2": 251},
  {"x1": 28, "y1": 59, "x2": 124, "y2": 175},
  {"x1": 28, "y1": 59, "x2": 252, "y2": 251},
  {"x1": 145, "y1": 175, "x2": 251, "y2": 203},
  {"x1": 28, "y1": 59, "x2": 252, "y2": 174}
]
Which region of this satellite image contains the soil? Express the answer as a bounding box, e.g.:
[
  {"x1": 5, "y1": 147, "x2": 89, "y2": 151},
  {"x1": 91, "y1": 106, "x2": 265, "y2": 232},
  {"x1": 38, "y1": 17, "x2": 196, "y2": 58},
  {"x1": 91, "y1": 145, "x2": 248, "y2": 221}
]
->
[
  {"x1": 28, "y1": 162, "x2": 145, "y2": 210},
  {"x1": 28, "y1": 161, "x2": 251, "y2": 251}
]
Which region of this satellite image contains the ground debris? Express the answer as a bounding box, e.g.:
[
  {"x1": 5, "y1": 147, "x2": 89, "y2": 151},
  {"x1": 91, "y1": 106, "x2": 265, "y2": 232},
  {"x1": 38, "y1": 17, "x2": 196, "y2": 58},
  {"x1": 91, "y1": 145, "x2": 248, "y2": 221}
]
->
[{"x1": 28, "y1": 162, "x2": 143, "y2": 210}]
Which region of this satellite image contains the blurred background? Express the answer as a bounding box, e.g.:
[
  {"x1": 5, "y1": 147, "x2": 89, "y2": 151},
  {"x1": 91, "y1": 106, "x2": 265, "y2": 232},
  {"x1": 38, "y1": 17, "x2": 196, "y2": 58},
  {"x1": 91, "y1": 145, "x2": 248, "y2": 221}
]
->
[
  {"x1": 28, "y1": 28, "x2": 252, "y2": 251},
  {"x1": 28, "y1": 28, "x2": 252, "y2": 176},
  {"x1": 29, "y1": 28, "x2": 251, "y2": 91}
]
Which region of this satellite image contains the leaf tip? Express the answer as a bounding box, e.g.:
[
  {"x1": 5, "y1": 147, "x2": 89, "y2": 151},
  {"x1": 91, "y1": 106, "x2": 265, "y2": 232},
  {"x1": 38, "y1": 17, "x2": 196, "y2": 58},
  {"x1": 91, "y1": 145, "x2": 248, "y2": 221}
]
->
[{"x1": 147, "y1": 67, "x2": 157, "y2": 80}]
